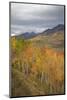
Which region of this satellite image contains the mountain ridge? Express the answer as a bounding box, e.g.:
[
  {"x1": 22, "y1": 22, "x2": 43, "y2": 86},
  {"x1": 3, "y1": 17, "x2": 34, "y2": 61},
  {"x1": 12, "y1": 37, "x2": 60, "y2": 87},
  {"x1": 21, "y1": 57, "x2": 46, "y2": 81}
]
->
[
  {"x1": 12, "y1": 24, "x2": 64, "y2": 39},
  {"x1": 40, "y1": 24, "x2": 64, "y2": 36}
]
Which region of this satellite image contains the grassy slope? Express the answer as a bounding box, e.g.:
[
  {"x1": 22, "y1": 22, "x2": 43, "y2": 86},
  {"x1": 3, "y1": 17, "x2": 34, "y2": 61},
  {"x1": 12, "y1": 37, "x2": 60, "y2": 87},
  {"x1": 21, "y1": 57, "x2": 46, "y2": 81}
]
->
[{"x1": 29, "y1": 31, "x2": 64, "y2": 51}]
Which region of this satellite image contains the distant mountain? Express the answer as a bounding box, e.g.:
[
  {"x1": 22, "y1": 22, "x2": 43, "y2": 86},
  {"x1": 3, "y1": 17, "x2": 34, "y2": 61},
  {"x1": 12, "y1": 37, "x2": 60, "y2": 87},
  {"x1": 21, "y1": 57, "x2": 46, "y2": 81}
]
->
[
  {"x1": 41, "y1": 24, "x2": 64, "y2": 35},
  {"x1": 16, "y1": 32, "x2": 37, "y2": 39}
]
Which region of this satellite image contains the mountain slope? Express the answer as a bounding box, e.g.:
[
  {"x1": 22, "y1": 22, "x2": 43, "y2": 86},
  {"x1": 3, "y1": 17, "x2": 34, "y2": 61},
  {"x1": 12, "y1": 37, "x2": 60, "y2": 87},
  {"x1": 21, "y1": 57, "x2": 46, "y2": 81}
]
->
[
  {"x1": 29, "y1": 31, "x2": 64, "y2": 51},
  {"x1": 40, "y1": 24, "x2": 64, "y2": 35}
]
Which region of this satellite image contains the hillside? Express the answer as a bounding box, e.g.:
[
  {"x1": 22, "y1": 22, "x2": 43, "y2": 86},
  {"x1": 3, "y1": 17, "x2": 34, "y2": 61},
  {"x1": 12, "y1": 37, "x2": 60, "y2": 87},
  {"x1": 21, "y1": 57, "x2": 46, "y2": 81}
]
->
[{"x1": 29, "y1": 31, "x2": 64, "y2": 51}]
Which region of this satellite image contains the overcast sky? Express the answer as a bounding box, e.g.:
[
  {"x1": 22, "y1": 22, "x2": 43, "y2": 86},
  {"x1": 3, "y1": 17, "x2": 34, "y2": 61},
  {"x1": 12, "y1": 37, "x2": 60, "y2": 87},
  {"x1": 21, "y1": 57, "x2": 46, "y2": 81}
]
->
[{"x1": 11, "y1": 3, "x2": 64, "y2": 35}]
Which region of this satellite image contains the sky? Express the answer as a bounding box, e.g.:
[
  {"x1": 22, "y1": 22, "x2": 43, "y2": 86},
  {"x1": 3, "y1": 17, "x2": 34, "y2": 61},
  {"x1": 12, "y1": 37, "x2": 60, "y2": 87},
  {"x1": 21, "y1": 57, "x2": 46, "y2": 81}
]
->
[{"x1": 11, "y1": 3, "x2": 64, "y2": 35}]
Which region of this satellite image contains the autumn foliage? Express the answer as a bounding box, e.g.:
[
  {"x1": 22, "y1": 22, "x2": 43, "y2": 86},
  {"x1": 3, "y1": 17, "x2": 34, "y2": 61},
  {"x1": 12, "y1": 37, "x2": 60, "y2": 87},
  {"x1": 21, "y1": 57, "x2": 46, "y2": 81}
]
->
[{"x1": 11, "y1": 37, "x2": 64, "y2": 96}]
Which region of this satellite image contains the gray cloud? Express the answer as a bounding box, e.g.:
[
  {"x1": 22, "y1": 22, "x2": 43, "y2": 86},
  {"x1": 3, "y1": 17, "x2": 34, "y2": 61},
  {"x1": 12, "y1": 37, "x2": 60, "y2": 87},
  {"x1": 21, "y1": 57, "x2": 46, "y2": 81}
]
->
[{"x1": 11, "y1": 3, "x2": 64, "y2": 35}]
